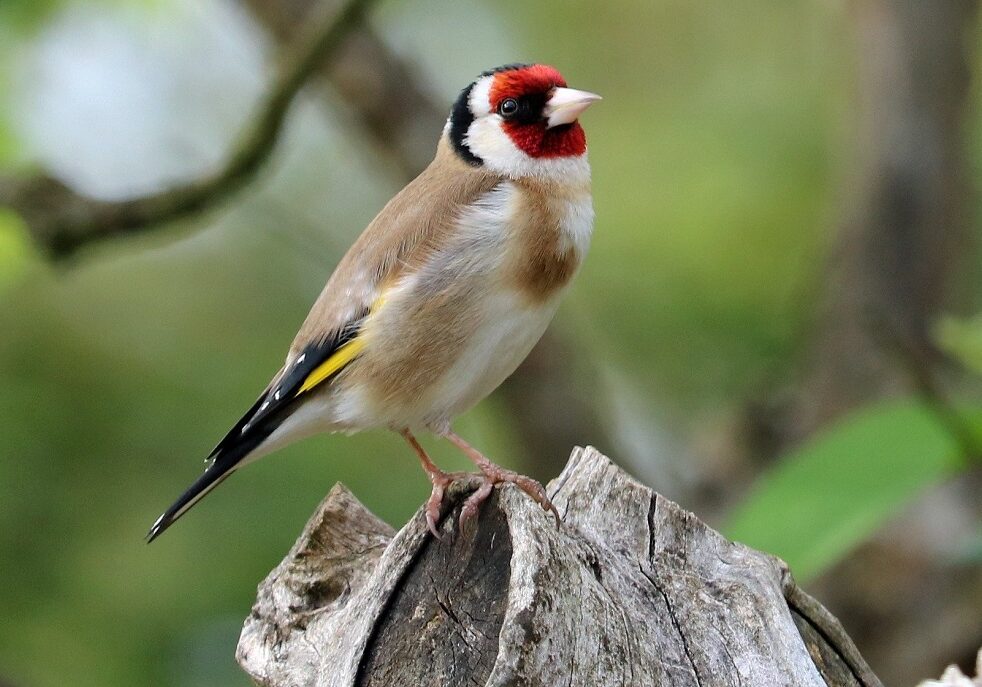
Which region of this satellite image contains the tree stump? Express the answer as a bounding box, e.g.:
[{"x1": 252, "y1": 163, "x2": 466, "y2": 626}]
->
[{"x1": 236, "y1": 447, "x2": 883, "y2": 686}]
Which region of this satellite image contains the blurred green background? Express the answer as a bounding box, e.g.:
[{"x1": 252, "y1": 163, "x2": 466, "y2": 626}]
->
[{"x1": 1, "y1": 0, "x2": 979, "y2": 685}]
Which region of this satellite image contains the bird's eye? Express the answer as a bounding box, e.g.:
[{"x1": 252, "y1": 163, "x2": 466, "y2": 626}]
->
[{"x1": 498, "y1": 98, "x2": 519, "y2": 117}]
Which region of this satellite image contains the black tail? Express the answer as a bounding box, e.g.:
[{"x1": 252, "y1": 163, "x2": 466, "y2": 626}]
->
[
  {"x1": 145, "y1": 459, "x2": 238, "y2": 543},
  {"x1": 147, "y1": 326, "x2": 366, "y2": 542},
  {"x1": 146, "y1": 394, "x2": 276, "y2": 543}
]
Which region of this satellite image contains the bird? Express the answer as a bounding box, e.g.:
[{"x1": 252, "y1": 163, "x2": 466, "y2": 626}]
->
[{"x1": 147, "y1": 63, "x2": 600, "y2": 542}]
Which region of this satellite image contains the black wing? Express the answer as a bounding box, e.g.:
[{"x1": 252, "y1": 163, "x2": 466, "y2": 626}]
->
[{"x1": 146, "y1": 314, "x2": 366, "y2": 542}]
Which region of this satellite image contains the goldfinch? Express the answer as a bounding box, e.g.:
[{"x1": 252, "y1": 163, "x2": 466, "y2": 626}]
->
[{"x1": 147, "y1": 63, "x2": 600, "y2": 542}]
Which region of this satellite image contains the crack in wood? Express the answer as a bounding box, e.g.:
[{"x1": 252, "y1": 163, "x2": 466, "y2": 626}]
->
[
  {"x1": 354, "y1": 494, "x2": 510, "y2": 686},
  {"x1": 642, "y1": 565, "x2": 705, "y2": 687}
]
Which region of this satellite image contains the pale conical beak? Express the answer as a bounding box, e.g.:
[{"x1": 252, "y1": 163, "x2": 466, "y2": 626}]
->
[{"x1": 544, "y1": 87, "x2": 602, "y2": 128}]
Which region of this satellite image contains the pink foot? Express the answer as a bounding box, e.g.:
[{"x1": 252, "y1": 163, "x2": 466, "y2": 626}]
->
[
  {"x1": 468, "y1": 462, "x2": 561, "y2": 530},
  {"x1": 403, "y1": 428, "x2": 561, "y2": 539},
  {"x1": 423, "y1": 470, "x2": 474, "y2": 538},
  {"x1": 427, "y1": 467, "x2": 561, "y2": 537},
  {"x1": 443, "y1": 430, "x2": 562, "y2": 530}
]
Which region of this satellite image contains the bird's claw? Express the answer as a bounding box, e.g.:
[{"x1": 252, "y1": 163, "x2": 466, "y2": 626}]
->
[
  {"x1": 458, "y1": 480, "x2": 493, "y2": 535},
  {"x1": 424, "y1": 470, "x2": 473, "y2": 539},
  {"x1": 478, "y1": 465, "x2": 561, "y2": 529},
  {"x1": 424, "y1": 482, "x2": 445, "y2": 539},
  {"x1": 423, "y1": 466, "x2": 560, "y2": 539}
]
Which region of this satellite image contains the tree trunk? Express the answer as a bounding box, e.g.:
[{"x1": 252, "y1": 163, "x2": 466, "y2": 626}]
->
[
  {"x1": 236, "y1": 447, "x2": 881, "y2": 686},
  {"x1": 737, "y1": 4, "x2": 982, "y2": 682},
  {"x1": 781, "y1": 0, "x2": 977, "y2": 441}
]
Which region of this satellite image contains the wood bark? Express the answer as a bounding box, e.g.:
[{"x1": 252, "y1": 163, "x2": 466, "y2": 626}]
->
[{"x1": 236, "y1": 447, "x2": 881, "y2": 686}]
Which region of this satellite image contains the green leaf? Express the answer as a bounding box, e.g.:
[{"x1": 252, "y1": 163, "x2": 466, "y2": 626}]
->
[
  {"x1": 724, "y1": 400, "x2": 966, "y2": 582},
  {"x1": 936, "y1": 313, "x2": 982, "y2": 376}
]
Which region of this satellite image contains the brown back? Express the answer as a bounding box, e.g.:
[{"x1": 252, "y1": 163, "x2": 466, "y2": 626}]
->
[{"x1": 290, "y1": 138, "x2": 502, "y2": 355}]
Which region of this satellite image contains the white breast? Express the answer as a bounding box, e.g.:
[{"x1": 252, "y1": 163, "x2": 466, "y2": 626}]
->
[
  {"x1": 326, "y1": 178, "x2": 589, "y2": 432},
  {"x1": 422, "y1": 290, "x2": 560, "y2": 429}
]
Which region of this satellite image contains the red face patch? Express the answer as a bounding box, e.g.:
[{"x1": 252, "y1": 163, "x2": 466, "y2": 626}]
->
[
  {"x1": 488, "y1": 65, "x2": 567, "y2": 109},
  {"x1": 489, "y1": 65, "x2": 587, "y2": 160}
]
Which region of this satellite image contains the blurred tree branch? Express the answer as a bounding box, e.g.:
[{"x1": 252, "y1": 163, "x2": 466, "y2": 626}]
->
[
  {"x1": 239, "y1": 0, "x2": 445, "y2": 178},
  {"x1": 0, "y1": 0, "x2": 377, "y2": 258}
]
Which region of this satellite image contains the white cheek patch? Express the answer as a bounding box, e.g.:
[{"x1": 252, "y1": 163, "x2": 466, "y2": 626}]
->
[
  {"x1": 468, "y1": 75, "x2": 494, "y2": 117},
  {"x1": 466, "y1": 117, "x2": 526, "y2": 173},
  {"x1": 464, "y1": 74, "x2": 530, "y2": 174},
  {"x1": 462, "y1": 73, "x2": 593, "y2": 182}
]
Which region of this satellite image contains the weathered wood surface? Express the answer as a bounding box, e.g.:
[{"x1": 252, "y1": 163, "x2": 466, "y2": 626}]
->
[{"x1": 236, "y1": 447, "x2": 883, "y2": 686}]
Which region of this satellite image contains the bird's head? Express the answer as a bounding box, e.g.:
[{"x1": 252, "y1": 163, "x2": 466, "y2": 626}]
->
[{"x1": 447, "y1": 64, "x2": 601, "y2": 179}]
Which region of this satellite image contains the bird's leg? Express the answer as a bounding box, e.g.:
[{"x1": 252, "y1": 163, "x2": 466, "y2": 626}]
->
[
  {"x1": 400, "y1": 429, "x2": 471, "y2": 538},
  {"x1": 442, "y1": 430, "x2": 561, "y2": 531}
]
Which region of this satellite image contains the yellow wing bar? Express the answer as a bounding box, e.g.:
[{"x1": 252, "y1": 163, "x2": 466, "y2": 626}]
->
[
  {"x1": 296, "y1": 338, "x2": 365, "y2": 395},
  {"x1": 295, "y1": 291, "x2": 387, "y2": 397}
]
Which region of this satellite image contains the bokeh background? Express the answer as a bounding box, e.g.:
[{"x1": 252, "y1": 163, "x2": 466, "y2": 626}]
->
[{"x1": 1, "y1": 0, "x2": 980, "y2": 685}]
